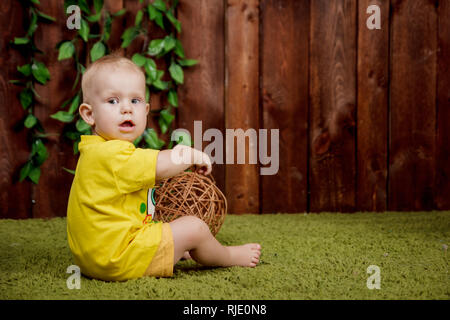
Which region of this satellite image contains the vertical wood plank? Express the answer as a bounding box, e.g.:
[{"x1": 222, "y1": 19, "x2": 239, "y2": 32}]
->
[
  {"x1": 309, "y1": 0, "x2": 357, "y2": 213},
  {"x1": 123, "y1": 0, "x2": 171, "y2": 144},
  {"x1": 225, "y1": 0, "x2": 260, "y2": 214},
  {"x1": 260, "y1": 0, "x2": 309, "y2": 213},
  {"x1": 104, "y1": 0, "x2": 125, "y2": 51},
  {"x1": 0, "y1": 1, "x2": 32, "y2": 219},
  {"x1": 436, "y1": 0, "x2": 450, "y2": 210},
  {"x1": 389, "y1": 0, "x2": 437, "y2": 211},
  {"x1": 357, "y1": 0, "x2": 389, "y2": 211},
  {"x1": 177, "y1": 0, "x2": 226, "y2": 193},
  {"x1": 32, "y1": 0, "x2": 78, "y2": 218}
]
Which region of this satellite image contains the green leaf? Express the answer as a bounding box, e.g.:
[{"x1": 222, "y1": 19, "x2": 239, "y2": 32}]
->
[
  {"x1": 13, "y1": 37, "x2": 30, "y2": 45},
  {"x1": 102, "y1": 12, "x2": 112, "y2": 42},
  {"x1": 94, "y1": 0, "x2": 104, "y2": 13},
  {"x1": 113, "y1": 8, "x2": 126, "y2": 17},
  {"x1": 158, "y1": 117, "x2": 168, "y2": 134},
  {"x1": 132, "y1": 53, "x2": 147, "y2": 67},
  {"x1": 148, "y1": 5, "x2": 164, "y2": 29},
  {"x1": 28, "y1": 166, "x2": 41, "y2": 184},
  {"x1": 31, "y1": 62, "x2": 50, "y2": 84},
  {"x1": 121, "y1": 26, "x2": 139, "y2": 48},
  {"x1": 90, "y1": 41, "x2": 105, "y2": 62},
  {"x1": 58, "y1": 41, "x2": 75, "y2": 60},
  {"x1": 29, "y1": 0, "x2": 40, "y2": 4},
  {"x1": 163, "y1": 35, "x2": 176, "y2": 52},
  {"x1": 168, "y1": 89, "x2": 178, "y2": 107},
  {"x1": 152, "y1": 79, "x2": 168, "y2": 91},
  {"x1": 32, "y1": 139, "x2": 48, "y2": 165},
  {"x1": 63, "y1": 167, "x2": 76, "y2": 175},
  {"x1": 86, "y1": 11, "x2": 102, "y2": 22},
  {"x1": 144, "y1": 59, "x2": 158, "y2": 81},
  {"x1": 50, "y1": 111, "x2": 75, "y2": 123},
  {"x1": 172, "y1": 130, "x2": 192, "y2": 147},
  {"x1": 73, "y1": 140, "x2": 80, "y2": 154},
  {"x1": 24, "y1": 114, "x2": 37, "y2": 128},
  {"x1": 78, "y1": 0, "x2": 90, "y2": 14},
  {"x1": 169, "y1": 62, "x2": 183, "y2": 84},
  {"x1": 68, "y1": 93, "x2": 81, "y2": 114},
  {"x1": 17, "y1": 64, "x2": 32, "y2": 76},
  {"x1": 165, "y1": 10, "x2": 181, "y2": 33},
  {"x1": 152, "y1": 0, "x2": 167, "y2": 12},
  {"x1": 19, "y1": 89, "x2": 33, "y2": 109},
  {"x1": 36, "y1": 10, "x2": 56, "y2": 22},
  {"x1": 64, "y1": 131, "x2": 80, "y2": 140},
  {"x1": 145, "y1": 86, "x2": 150, "y2": 102},
  {"x1": 158, "y1": 109, "x2": 174, "y2": 134},
  {"x1": 177, "y1": 58, "x2": 198, "y2": 67},
  {"x1": 135, "y1": 9, "x2": 143, "y2": 26},
  {"x1": 160, "y1": 109, "x2": 175, "y2": 123},
  {"x1": 26, "y1": 11, "x2": 38, "y2": 37},
  {"x1": 75, "y1": 118, "x2": 90, "y2": 132},
  {"x1": 19, "y1": 161, "x2": 32, "y2": 182},
  {"x1": 148, "y1": 38, "x2": 165, "y2": 56},
  {"x1": 143, "y1": 128, "x2": 165, "y2": 150},
  {"x1": 174, "y1": 39, "x2": 185, "y2": 58},
  {"x1": 79, "y1": 19, "x2": 90, "y2": 42}
]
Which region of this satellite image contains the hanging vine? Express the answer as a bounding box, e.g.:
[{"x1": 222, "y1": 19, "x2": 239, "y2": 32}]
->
[
  {"x1": 10, "y1": 0, "x2": 56, "y2": 184},
  {"x1": 54, "y1": 0, "x2": 197, "y2": 165}
]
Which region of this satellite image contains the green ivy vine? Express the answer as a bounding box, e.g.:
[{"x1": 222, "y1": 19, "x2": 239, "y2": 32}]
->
[
  {"x1": 53, "y1": 0, "x2": 197, "y2": 169},
  {"x1": 10, "y1": 0, "x2": 56, "y2": 184}
]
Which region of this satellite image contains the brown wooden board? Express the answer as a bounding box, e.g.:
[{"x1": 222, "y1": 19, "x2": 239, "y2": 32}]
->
[
  {"x1": 225, "y1": 0, "x2": 260, "y2": 214},
  {"x1": 309, "y1": 0, "x2": 357, "y2": 213},
  {"x1": 32, "y1": 0, "x2": 78, "y2": 218},
  {"x1": 389, "y1": 0, "x2": 437, "y2": 211},
  {"x1": 0, "y1": 1, "x2": 32, "y2": 219},
  {"x1": 177, "y1": 0, "x2": 226, "y2": 193},
  {"x1": 357, "y1": 0, "x2": 389, "y2": 211},
  {"x1": 104, "y1": 0, "x2": 125, "y2": 52},
  {"x1": 260, "y1": 0, "x2": 309, "y2": 213},
  {"x1": 436, "y1": 0, "x2": 450, "y2": 210}
]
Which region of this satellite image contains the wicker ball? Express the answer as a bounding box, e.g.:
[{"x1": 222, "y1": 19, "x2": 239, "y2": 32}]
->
[{"x1": 152, "y1": 171, "x2": 227, "y2": 236}]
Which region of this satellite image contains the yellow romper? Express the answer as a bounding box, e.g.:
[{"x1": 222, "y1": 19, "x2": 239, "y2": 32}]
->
[{"x1": 67, "y1": 135, "x2": 173, "y2": 281}]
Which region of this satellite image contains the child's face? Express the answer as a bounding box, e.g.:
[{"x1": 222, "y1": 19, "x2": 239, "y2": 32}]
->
[{"x1": 80, "y1": 65, "x2": 149, "y2": 143}]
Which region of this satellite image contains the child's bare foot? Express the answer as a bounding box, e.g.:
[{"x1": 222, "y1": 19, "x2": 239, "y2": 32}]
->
[{"x1": 227, "y1": 243, "x2": 261, "y2": 267}]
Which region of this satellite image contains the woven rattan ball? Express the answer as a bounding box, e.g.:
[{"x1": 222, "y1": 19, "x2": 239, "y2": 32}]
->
[{"x1": 152, "y1": 171, "x2": 227, "y2": 236}]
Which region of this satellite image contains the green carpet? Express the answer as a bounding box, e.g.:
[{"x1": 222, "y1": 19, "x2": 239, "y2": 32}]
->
[{"x1": 0, "y1": 212, "x2": 448, "y2": 300}]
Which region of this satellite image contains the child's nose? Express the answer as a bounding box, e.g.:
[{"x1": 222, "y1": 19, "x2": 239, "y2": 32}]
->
[{"x1": 120, "y1": 103, "x2": 133, "y2": 113}]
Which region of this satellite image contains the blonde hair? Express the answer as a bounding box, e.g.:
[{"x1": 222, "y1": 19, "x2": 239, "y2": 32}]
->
[{"x1": 81, "y1": 52, "x2": 145, "y2": 103}]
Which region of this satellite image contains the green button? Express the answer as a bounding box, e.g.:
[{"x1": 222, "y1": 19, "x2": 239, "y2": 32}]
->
[{"x1": 140, "y1": 202, "x2": 146, "y2": 214}]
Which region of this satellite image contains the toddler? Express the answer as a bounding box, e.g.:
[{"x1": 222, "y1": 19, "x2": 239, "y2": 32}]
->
[{"x1": 66, "y1": 54, "x2": 261, "y2": 281}]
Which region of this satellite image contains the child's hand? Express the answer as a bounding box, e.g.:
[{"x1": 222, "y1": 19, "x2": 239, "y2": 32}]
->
[{"x1": 193, "y1": 149, "x2": 212, "y2": 176}]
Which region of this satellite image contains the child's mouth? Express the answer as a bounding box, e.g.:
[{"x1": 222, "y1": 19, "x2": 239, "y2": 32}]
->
[{"x1": 119, "y1": 120, "x2": 135, "y2": 132}]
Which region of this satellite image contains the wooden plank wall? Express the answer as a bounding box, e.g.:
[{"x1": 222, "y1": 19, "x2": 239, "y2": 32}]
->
[{"x1": 1, "y1": 0, "x2": 449, "y2": 219}]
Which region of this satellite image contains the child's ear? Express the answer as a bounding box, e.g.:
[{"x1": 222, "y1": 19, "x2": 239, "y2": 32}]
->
[
  {"x1": 79, "y1": 103, "x2": 95, "y2": 126},
  {"x1": 145, "y1": 103, "x2": 150, "y2": 115}
]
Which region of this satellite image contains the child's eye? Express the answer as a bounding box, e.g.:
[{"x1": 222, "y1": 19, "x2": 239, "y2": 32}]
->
[
  {"x1": 108, "y1": 98, "x2": 119, "y2": 104},
  {"x1": 131, "y1": 98, "x2": 141, "y2": 104}
]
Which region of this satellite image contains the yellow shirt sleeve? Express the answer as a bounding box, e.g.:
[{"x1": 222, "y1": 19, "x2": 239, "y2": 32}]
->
[{"x1": 113, "y1": 145, "x2": 160, "y2": 194}]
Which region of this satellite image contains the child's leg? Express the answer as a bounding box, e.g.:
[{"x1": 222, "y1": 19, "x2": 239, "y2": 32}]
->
[{"x1": 169, "y1": 216, "x2": 261, "y2": 267}]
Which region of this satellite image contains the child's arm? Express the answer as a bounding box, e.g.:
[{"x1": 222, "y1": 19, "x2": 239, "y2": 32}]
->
[{"x1": 155, "y1": 144, "x2": 212, "y2": 181}]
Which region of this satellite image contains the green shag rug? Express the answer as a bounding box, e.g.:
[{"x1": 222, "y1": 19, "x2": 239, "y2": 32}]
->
[{"x1": 0, "y1": 212, "x2": 448, "y2": 300}]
